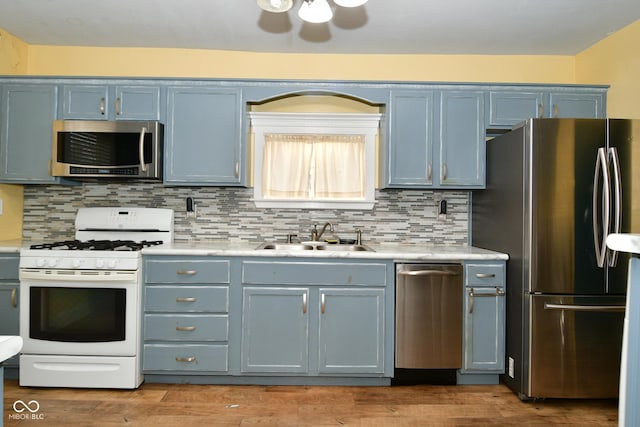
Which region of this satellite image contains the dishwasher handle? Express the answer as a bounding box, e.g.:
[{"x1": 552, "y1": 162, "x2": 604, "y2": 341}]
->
[{"x1": 398, "y1": 269, "x2": 460, "y2": 277}]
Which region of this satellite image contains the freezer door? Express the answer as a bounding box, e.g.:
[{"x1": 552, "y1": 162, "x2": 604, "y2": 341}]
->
[{"x1": 528, "y1": 294, "x2": 625, "y2": 398}]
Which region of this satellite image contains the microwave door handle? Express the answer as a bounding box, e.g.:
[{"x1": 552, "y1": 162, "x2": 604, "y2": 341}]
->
[{"x1": 139, "y1": 127, "x2": 148, "y2": 172}]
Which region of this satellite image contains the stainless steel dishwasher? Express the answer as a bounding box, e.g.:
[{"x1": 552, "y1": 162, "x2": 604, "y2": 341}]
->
[{"x1": 395, "y1": 263, "x2": 463, "y2": 369}]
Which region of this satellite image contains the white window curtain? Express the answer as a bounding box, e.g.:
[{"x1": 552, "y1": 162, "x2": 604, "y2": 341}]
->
[{"x1": 262, "y1": 134, "x2": 365, "y2": 200}]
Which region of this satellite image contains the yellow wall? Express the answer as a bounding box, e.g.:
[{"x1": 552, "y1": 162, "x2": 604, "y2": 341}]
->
[
  {"x1": 576, "y1": 20, "x2": 640, "y2": 118},
  {"x1": 0, "y1": 29, "x2": 27, "y2": 240},
  {"x1": 26, "y1": 45, "x2": 578, "y2": 84}
]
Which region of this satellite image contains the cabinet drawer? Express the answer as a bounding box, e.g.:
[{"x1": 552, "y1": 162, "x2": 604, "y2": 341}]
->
[
  {"x1": 242, "y1": 261, "x2": 388, "y2": 286},
  {"x1": 143, "y1": 344, "x2": 228, "y2": 372},
  {"x1": 466, "y1": 264, "x2": 504, "y2": 286},
  {"x1": 144, "y1": 314, "x2": 228, "y2": 341},
  {"x1": 145, "y1": 286, "x2": 228, "y2": 312},
  {"x1": 145, "y1": 259, "x2": 230, "y2": 284},
  {"x1": 0, "y1": 256, "x2": 19, "y2": 280}
]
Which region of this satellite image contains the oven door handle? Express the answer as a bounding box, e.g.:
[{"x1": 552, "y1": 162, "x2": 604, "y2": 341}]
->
[{"x1": 19, "y1": 269, "x2": 138, "y2": 282}]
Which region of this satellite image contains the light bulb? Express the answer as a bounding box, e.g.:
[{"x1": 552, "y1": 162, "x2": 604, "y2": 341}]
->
[
  {"x1": 257, "y1": 0, "x2": 294, "y2": 13},
  {"x1": 298, "y1": 0, "x2": 333, "y2": 23},
  {"x1": 333, "y1": 0, "x2": 368, "y2": 6}
]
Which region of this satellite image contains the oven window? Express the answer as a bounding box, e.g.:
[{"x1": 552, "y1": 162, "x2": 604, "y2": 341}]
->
[{"x1": 30, "y1": 287, "x2": 126, "y2": 342}]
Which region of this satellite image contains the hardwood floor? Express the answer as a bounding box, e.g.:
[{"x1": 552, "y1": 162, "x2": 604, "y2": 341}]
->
[{"x1": 3, "y1": 379, "x2": 618, "y2": 426}]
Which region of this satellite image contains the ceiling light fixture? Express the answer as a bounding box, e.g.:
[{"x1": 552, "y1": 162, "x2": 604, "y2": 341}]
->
[
  {"x1": 258, "y1": 0, "x2": 369, "y2": 24},
  {"x1": 256, "y1": 0, "x2": 294, "y2": 13},
  {"x1": 298, "y1": 0, "x2": 333, "y2": 23}
]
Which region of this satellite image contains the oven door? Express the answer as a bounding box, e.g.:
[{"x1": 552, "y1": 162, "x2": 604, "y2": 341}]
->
[{"x1": 19, "y1": 269, "x2": 140, "y2": 356}]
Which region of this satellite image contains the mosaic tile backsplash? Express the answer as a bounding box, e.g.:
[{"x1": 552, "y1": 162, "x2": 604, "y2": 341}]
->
[{"x1": 23, "y1": 183, "x2": 470, "y2": 245}]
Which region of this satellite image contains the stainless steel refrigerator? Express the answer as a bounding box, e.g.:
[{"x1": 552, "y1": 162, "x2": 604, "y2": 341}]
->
[{"x1": 472, "y1": 118, "x2": 639, "y2": 399}]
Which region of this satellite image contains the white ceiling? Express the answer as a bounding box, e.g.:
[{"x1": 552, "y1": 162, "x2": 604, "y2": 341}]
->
[{"x1": 1, "y1": 0, "x2": 639, "y2": 55}]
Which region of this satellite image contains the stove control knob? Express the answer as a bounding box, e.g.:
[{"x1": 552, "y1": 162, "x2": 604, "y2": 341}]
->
[
  {"x1": 47, "y1": 258, "x2": 58, "y2": 267},
  {"x1": 72, "y1": 259, "x2": 82, "y2": 268},
  {"x1": 36, "y1": 258, "x2": 46, "y2": 267},
  {"x1": 108, "y1": 259, "x2": 118, "y2": 268},
  {"x1": 96, "y1": 259, "x2": 105, "y2": 268}
]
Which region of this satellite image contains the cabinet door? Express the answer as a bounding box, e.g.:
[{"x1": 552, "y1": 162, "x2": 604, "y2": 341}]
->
[
  {"x1": 115, "y1": 86, "x2": 161, "y2": 120},
  {"x1": 386, "y1": 90, "x2": 434, "y2": 187},
  {"x1": 0, "y1": 284, "x2": 20, "y2": 367},
  {"x1": 0, "y1": 84, "x2": 59, "y2": 183},
  {"x1": 165, "y1": 87, "x2": 243, "y2": 185},
  {"x1": 462, "y1": 285, "x2": 505, "y2": 372},
  {"x1": 317, "y1": 288, "x2": 385, "y2": 374},
  {"x1": 241, "y1": 287, "x2": 309, "y2": 373},
  {"x1": 62, "y1": 85, "x2": 110, "y2": 119},
  {"x1": 488, "y1": 91, "x2": 544, "y2": 127},
  {"x1": 548, "y1": 92, "x2": 604, "y2": 118},
  {"x1": 439, "y1": 91, "x2": 485, "y2": 187}
]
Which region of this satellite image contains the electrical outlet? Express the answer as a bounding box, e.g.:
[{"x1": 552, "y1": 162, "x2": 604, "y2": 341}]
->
[{"x1": 508, "y1": 357, "x2": 515, "y2": 378}]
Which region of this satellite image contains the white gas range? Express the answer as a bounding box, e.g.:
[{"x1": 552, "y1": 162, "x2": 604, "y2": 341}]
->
[{"x1": 19, "y1": 207, "x2": 174, "y2": 389}]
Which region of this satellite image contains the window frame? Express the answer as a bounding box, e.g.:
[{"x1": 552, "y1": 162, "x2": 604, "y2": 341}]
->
[{"x1": 249, "y1": 112, "x2": 381, "y2": 209}]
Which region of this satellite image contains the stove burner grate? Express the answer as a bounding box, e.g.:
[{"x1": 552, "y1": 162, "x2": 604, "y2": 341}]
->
[{"x1": 29, "y1": 239, "x2": 164, "y2": 251}]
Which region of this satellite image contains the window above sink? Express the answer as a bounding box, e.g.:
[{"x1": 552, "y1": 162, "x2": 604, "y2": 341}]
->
[{"x1": 249, "y1": 112, "x2": 381, "y2": 210}]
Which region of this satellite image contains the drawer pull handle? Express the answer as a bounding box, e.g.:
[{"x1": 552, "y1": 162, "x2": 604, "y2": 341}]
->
[
  {"x1": 176, "y1": 326, "x2": 196, "y2": 331},
  {"x1": 11, "y1": 288, "x2": 17, "y2": 308},
  {"x1": 475, "y1": 273, "x2": 496, "y2": 278},
  {"x1": 176, "y1": 297, "x2": 197, "y2": 303},
  {"x1": 469, "y1": 287, "x2": 505, "y2": 313},
  {"x1": 176, "y1": 356, "x2": 197, "y2": 363},
  {"x1": 177, "y1": 270, "x2": 197, "y2": 275}
]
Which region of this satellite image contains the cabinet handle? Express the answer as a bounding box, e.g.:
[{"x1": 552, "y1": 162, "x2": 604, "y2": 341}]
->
[
  {"x1": 468, "y1": 287, "x2": 505, "y2": 314},
  {"x1": 176, "y1": 297, "x2": 197, "y2": 303},
  {"x1": 442, "y1": 163, "x2": 447, "y2": 181},
  {"x1": 321, "y1": 293, "x2": 326, "y2": 314},
  {"x1": 100, "y1": 97, "x2": 105, "y2": 115},
  {"x1": 553, "y1": 104, "x2": 559, "y2": 118},
  {"x1": 176, "y1": 326, "x2": 196, "y2": 331},
  {"x1": 427, "y1": 163, "x2": 432, "y2": 181},
  {"x1": 177, "y1": 270, "x2": 197, "y2": 275},
  {"x1": 11, "y1": 288, "x2": 17, "y2": 308},
  {"x1": 115, "y1": 97, "x2": 121, "y2": 115},
  {"x1": 538, "y1": 103, "x2": 544, "y2": 118},
  {"x1": 475, "y1": 273, "x2": 496, "y2": 279},
  {"x1": 234, "y1": 161, "x2": 239, "y2": 178},
  {"x1": 176, "y1": 356, "x2": 197, "y2": 363},
  {"x1": 302, "y1": 293, "x2": 308, "y2": 314}
]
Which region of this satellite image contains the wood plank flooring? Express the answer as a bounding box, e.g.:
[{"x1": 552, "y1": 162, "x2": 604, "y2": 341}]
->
[{"x1": 3, "y1": 379, "x2": 618, "y2": 426}]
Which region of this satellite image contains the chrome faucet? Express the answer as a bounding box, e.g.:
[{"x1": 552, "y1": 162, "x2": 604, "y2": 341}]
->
[{"x1": 311, "y1": 222, "x2": 334, "y2": 241}]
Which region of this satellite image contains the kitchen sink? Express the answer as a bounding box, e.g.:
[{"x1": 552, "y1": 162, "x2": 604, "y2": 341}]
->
[
  {"x1": 257, "y1": 243, "x2": 315, "y2": 250},
  {"x1": 315, "y1": 244, "x2": 373, "y2": 252},
  {"x1": 256, "y1": 243, "x2": 374, "y2": 252}
]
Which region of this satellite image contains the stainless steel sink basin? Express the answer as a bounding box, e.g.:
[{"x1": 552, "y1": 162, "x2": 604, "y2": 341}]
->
[
  {"x1": 315, "y1": 244, "x2": 373, "y2": 252},
  {"x1": 256, "y1": 243, "x2": 315, "y2": 250},
  {"x1": 256, "y1": 243, "x2": 374, "y2": 252}
]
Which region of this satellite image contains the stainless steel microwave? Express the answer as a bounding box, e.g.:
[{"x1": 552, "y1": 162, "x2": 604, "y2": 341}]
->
[{"x1": 52, "y1": 120, "x2": 164, "y2": 179}]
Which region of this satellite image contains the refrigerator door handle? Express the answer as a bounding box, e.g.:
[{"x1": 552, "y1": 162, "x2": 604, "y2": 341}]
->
[
  {"x1": 593, "y1": 147, "x2": 610, "y2": 268},
  {"x1": 544, "y1": 303, "x2": 625, "y2": 312},
  {"x1": 607, "y1": 147, "x2": 622, "y2": 267}
]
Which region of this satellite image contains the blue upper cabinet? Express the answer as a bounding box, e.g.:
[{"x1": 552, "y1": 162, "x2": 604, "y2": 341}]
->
[
  {"x1": 439, "y1": 90, "x2": 485, "y2": 187},
  {"x1": 0, "y1": 83, "x2": 62, "y2": 184},
  {"x1": 61, "y1": 84, "x2": 161, "y2": 120},
  {"x1": 386, "y1": 90, "x2": 434, "y2": 187},
  {"x1": 164, "y1": 86, "x2": 244, "y2": 186},
  {"x1": 488, "y1": 87, "x2": 606, "y2": 128},
  {"x1": 386, "y1": 88, "x2": 485, "y2": 188}
]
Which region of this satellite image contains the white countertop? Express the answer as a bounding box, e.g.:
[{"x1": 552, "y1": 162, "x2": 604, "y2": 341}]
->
[
  {"x1": 607, "y1": 233, "x2": 640, "y2": 255},
  {"x1": 0, "y1": 335, "x2": 22, "y2": 363},
  {"x1": 142, "y1": 241, "x2": 508, "y2": 261},
  {"x1": 0, "y1": 239, "x2": 23, "y2": 253}
]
